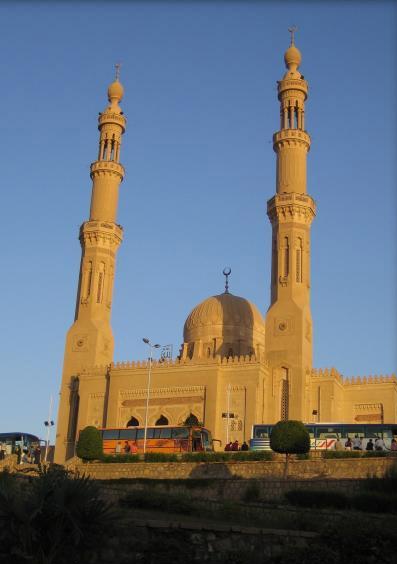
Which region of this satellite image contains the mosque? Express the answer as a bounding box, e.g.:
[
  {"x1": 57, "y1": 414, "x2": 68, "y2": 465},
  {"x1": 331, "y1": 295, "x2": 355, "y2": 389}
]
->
[{"x1": 55, "y1": 38, "x2": 397, "y2": 463}]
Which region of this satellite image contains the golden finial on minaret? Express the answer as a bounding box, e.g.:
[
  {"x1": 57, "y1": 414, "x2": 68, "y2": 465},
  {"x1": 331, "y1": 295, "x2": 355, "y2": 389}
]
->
[
  {"x1": 288, "y1": 25, "x2": 297, "y2": 46},
  {"x1": 115, "y1": 62, "x2": 121, "y2": 82}
]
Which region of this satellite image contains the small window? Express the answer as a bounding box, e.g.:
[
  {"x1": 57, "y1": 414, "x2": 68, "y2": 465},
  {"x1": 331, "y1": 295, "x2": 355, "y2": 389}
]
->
[
  {"x1": 172, "y1": 427, "x2": 189, "y2": 439},
  {"x1": 119, "y1": 429, "x2": 137, "y2": 440},
  {"x1": 102, "y1": 430, "x2": 120, "y2": 440},
  {"x1": 127, "y1": 416, "x2": 139, "y2": 427},
  {"x1": 184, "y1": 413, "x2": 199, "y2": 426},
  {"x1": 254, "y1": 426, "x2": 269, "y2": 439},
  {"x1": 155, "y1": 415, "x2": 169, "y2": 426}
]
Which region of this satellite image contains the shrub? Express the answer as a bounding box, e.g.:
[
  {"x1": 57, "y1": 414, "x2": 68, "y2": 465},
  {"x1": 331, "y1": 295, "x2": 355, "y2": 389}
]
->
[
  {"x1": 242, "y1": 480, "x2": 261, "y2": 502},
  {"x1": 101, "y1": 454, "x2": 140, "y2": 463},
  {"x1": 351, "y1": 491, "x2": 396, "y2": 514},
  {"x1": 0, "y1": 465, "x2": 115, "y2": 564},
  {"x1": 76, "y1": 426, "x2": 103, "y2": 461},
  {"x1": 120, "y1": 490, "x2": 194, "y2": 515},
  {"x1": 143, "y1": 452, "x2": 178, "y2": 463},
  {"x1": 270, "y1": 421, "x2": 310, "y2": 455},
  {"x1": 270, "y1": 420, "x2": 310, "y2": 476},
  {"x1": 323, "y1": 450, "x2": 361, "y2": 459},
  {"x1": 285, "y1": 489, "x2": 349, "y2": 510}
]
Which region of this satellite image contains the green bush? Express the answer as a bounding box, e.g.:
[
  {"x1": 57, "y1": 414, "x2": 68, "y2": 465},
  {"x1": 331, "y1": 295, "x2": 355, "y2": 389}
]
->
[
  {"x1": 323, "y1": 450, "x2": 361, "y2": 459},
  {"x1": 76, "y1": 426, "x2": 103, "y2": 461},
  {"x1": 143, "y1": 452, "x2": 178, "y2": 463},
  {"x1": 285, "y1": 489, "x2": 349, "y2": 509},
  {"x1": 270, "y1": 420, "x2": 310, "y2": 455},
  {"x1": 363, "y1": 450, "x2": 388, "y2": 458},
  {"x1": 351, "y1": 491, "x2": 396, "y2": 514},
  {"x1": 120, "y1": 490, "x2": 194, "y2": 515},
  {"x1": 101, "y1": 454, "x2": 140, "y2": 463},
  {"x1": 242, "y1": 480, "x2": 261, "y2": 502},
  {"x1": 0, "y1": 465, "x2": 114, "y2": 564}
]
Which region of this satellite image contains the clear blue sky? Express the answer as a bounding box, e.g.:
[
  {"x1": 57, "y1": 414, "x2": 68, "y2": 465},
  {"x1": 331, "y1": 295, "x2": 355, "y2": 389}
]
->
[{"x1": 0, "y1": 2, "x2": 395, "y2": 441}]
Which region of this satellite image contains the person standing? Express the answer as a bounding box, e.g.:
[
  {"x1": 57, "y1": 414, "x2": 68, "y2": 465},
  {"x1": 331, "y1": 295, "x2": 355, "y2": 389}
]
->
[
  {"x1": 352, "y1": 435, "x2": 362, "y2": 450},
  {"x1": 34, "y1": 446, "x2": 41, "y2": 464},
  {"x1": 366, "y1": 439, "x2": 374, "y2": 451}
]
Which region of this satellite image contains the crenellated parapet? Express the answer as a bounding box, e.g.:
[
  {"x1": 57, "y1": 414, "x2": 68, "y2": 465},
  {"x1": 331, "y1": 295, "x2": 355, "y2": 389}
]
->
[{"x1": 312, "y1": 368, "x2": 397, "y2": 386}]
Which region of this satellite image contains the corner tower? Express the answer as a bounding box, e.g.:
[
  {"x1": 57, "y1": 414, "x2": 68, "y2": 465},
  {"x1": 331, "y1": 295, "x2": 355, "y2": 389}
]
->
[
  {"x1": 55, "y1": 72, "x2": 127, "y2": 462},
  {"x1": 265, "y1": 33, "x2": 316, "y2": 422}
]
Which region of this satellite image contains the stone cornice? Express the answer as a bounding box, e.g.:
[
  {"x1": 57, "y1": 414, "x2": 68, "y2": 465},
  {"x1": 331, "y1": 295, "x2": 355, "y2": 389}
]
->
[
  {"x1": 273, "y1": 129, "x2": 311, "y2": 152},
  {"x1": 90, "y1": 160, "x2": 124, "y2": 181},
  {"x1": 79, "y1": 221, "x2": 123, "y2": 248},
  {"x1": 267, "y1": 193, "x2": 316, "y2": 225},
  {"x1": 311, "y1": 368, "x2": 397, "y2": 386}
]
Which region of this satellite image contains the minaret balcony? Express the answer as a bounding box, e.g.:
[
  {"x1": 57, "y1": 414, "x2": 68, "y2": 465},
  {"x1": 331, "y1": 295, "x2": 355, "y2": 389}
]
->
[
  {"x1": 98, "y1": 111, "x2": 126, "y2": 131},
  {"x1": 273, "y1": 129, "x2": 311, "y2": 151},
  {"x1": 90, "y1": 160, "x2": 124, "y2": 180},
  {"x1": 278, "y1": 78, "x2": 308, "y2": 97},
  {"x1": 267, "y1": 193, "x2": 316, "y2": 225}
]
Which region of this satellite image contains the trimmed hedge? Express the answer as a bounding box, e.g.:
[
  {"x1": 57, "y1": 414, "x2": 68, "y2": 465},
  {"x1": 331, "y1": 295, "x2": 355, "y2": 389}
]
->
[
  {"x1": 76, "y1": 426, "x2": 103, "y2": 461},
  {"x1": 285, "y1": 489, "x2": 349, "y2": 510},
  {"x1": 270, "y1": 421, "x2": 310, "y2": 455}
]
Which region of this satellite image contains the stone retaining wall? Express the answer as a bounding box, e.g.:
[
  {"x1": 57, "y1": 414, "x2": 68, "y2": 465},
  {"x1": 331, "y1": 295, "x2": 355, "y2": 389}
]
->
[{"x1": 74, "y1": 456, "x2": 394, "y2": 481}]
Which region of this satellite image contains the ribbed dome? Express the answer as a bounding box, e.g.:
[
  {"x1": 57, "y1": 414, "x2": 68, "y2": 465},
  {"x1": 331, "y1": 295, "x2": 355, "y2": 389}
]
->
[{"x1": 183, "y1": 293, "x2": 265, "y2": 359}]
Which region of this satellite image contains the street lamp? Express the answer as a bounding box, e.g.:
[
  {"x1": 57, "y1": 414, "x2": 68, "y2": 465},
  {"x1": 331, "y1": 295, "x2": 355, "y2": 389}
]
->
[
  {"x1": 142, "y1": 338, "x2": 161, "y2": 454},
  {"x1": 43, "y1": 395, "x2": 54, "y2": 463}
]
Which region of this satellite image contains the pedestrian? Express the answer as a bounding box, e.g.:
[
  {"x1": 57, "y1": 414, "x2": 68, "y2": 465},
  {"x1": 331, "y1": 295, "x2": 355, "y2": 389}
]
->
[
  {"x1": 224, "y1": 442, "x2": 232, "y2": 452},
  {"x1": 123, "y1": 441, "x2": 131, "y2": 453},
  {"x1": 352, "y1": 435, "x2": 362, "y2": 450},
  {"x1": 115, "y1": 441, "x2": 122, "y2": 454},
  {"x1": 391, "y1": 438, "x2": 397, "y2": 452},
  {"x1": 15, "y1": 444, "x2": 22, "y2": 465},
  {"x1": 241, "y1": 441, "x2": 249, "y2": 451},
  {"x1": 130, "y1": 442, "x2": 138, "y2": 454},
  {"x1": 375, "y1": 437, "x2": 385, "y2": 451},
  {"x1": 34, "y1": 446, "x2": 41, "y2": 464},
  {"x1": 335, "y1": 438, "x2": 344, "y2": 451},
  {"x1": 0, "y1": 443, "x2": 4, "y2": 461},
  {"x1": 231, "y1": 440, "x2": 239, "y2": 451},
  {"x1": 366, "y1": 439, "x2": 374, "y2": 451},
  {"x1": 29, "y1": 445, "x2": 35, "y2": 464},
  {"x1": 344, "y1": 437, "x2": 352, "y2": 450}
]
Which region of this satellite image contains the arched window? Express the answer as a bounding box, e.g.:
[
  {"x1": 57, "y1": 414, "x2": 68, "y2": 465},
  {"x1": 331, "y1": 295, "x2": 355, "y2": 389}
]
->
[
  {"x1": 155, "y1": 415, "x2": 169, "y2": 426},
  {"x1": 127, "y1": 416, "x2": 139, "y2": 427},
  {"x1": 184, "y1": 413, "x2": 199, "y2": 426}
]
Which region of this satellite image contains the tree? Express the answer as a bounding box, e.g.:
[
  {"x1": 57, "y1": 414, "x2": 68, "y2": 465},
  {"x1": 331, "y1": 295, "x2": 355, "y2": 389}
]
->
[
  {"x1": 270, "y1": 420, "x2": 310, "y2": 477},
  {"x1": 76, "y1": 426, "x2": 103, "y2": 461}
]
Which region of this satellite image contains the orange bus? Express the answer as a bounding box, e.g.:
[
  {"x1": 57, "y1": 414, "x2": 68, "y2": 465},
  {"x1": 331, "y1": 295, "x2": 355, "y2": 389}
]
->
[{"x1": 100, "y1": 425, "x2": 214, "y2": 454}]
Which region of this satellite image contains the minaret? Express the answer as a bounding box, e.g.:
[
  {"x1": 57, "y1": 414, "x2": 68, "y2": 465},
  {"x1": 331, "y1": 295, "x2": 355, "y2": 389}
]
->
[
  {"x1": 55, "y1": 71, "x2": 127, "y2": 462},
  {"x1": 265, "y1": 32, "x2": 316, "y2": 422}
]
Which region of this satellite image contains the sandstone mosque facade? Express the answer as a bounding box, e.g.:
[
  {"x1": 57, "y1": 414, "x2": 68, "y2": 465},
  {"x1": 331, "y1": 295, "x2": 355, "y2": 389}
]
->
[{"x1": 55, "y1": 39, "x2": 397, "y2": 462}]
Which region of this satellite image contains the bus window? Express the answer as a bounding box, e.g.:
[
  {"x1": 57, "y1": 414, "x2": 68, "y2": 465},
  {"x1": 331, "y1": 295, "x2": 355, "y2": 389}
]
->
[
  {"x1": 316, "y1": 427, "x2": 339, "y2": 439},
  {"x1": 382, "y1": 428, "x2": 393, "y2": 440},
  {"x1": 201, "y1": 430, "x2": 212, "y2": 451},
  {"x1": 102, "y1": 430, "x2": 120, "y2": 440},
  {"x1": 160, "y1": 428, "x2": 172, "y2": 439},
  {"x1": 172, "y1": 427, "x2": 189, "y2": 439},
  {"x1": 306, "y1": 426, "x2": 315, "y2": 439},
  {"x1": 345, "y1": 425, "x2": 365, "y2": 439},
  {"x1": 254, "y1": 426, "x2": 269, "y2": 439},
  {"x1": 136, "y1": 429, "x2": 145, "y2": 440},
  {"x1": 365, "y1": 426, "x2": 384, "y2": 439},
  {"x1": 119, "y1": 429, "x2": 137, "y2": 440}
]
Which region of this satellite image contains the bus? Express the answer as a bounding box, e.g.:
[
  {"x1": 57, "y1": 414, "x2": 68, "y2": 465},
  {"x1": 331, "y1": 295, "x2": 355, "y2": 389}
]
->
[
  {"x1": 250, "y1": 423, "x2": 397, "y2": 451},
  {"x1": 100, "y1": 425, "x2": 214, "y2": 454},
  {"x1": 0, "y1": 432, "x2": 41, "y2": 455}
]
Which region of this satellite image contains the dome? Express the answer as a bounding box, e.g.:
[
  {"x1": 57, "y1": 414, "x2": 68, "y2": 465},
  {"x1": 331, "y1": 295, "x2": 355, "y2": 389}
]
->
[
  {"x1": 284, "y1": 44, "x2": 302, "y2": 70},
  {"x1": 183, "y1": 292, "x2": 265, "y2": 359},
  {"x1": 107, "y1": 80, "x2": 124, "y2": 102}
]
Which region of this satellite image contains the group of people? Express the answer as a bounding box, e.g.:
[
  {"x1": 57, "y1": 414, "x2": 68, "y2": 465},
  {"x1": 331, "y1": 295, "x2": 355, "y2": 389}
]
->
[
  {"x1": 0, "y1": 443, "x2": 41, "y2": 464},
  {"x1": 335, "y1": 435, "x2": 397, "y2": 452},
  {"x1": 116, "y1": 440, "x2": 138, "y2": 454},
  {"x1": 224, "y1": 440, "x2": 249, "y2": 452}
]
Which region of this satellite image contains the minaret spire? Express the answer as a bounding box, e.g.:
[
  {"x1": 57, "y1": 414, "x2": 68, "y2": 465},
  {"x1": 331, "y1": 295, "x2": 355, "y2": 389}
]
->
[
  {"x1": 265, "y1": 34, "x2": 316, "y2": 422},
  {"x1": 55, "y1": 73, "x2": 127, "y2": 463},
  {"x1": 288, "y1": 25, "x2": 297, "y2": 46}
]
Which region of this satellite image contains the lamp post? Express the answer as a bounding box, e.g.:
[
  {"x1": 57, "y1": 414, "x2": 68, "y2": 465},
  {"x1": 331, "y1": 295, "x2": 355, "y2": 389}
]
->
[
  {"x1": 142, "y1": 338, "x2": 161, "y2": 454},
  {"x1": 43, "y1": 395, "x2": 54, "y2": 463}
]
